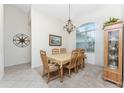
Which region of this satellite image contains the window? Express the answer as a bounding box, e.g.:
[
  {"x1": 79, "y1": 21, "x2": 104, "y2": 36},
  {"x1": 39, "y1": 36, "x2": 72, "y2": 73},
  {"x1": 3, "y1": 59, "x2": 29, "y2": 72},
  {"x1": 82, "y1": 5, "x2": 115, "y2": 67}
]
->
[{"x1": 76, "y1": 22, "x2": 96, "y2": 52}]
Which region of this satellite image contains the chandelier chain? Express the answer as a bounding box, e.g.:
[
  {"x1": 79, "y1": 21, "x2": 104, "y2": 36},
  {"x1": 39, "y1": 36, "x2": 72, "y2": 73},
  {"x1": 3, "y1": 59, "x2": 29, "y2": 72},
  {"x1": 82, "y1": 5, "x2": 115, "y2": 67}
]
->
[
  {"x1": 63, "y1": 4, "x2": 76, "y2": 34},
  {"x1": 69, "y1": 4, "x2": 70, "y2": 20}
]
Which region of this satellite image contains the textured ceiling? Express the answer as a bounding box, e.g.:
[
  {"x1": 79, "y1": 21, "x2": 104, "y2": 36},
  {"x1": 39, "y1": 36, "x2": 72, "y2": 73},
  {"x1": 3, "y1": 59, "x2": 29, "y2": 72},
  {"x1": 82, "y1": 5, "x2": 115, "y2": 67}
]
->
[
  {"x1": 13, "y1": 4, "x2": 113, "y2": 21},
  {"x1": 13, "y1": 4, "x2": 31, "y2": 14}
]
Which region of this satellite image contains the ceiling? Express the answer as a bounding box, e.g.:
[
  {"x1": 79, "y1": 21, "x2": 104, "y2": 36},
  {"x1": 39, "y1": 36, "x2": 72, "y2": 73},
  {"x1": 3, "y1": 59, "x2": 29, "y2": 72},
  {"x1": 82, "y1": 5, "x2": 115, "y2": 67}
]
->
[
  {"x1": 13, "y1": 4, "x2": 107, "y2": 21},
  {"x1": 13, "y1": 4, "x2": 31, "y2": 14}
]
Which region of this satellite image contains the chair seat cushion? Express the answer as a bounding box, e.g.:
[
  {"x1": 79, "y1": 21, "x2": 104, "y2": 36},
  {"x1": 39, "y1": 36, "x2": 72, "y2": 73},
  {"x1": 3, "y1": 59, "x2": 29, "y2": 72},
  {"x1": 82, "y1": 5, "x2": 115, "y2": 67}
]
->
[
  {"x1": 64, "y1": 64, "x2": 76, "y2": 69},
  {"x1": 48, "y1": 63, "x2": 59, "y2": 72}
]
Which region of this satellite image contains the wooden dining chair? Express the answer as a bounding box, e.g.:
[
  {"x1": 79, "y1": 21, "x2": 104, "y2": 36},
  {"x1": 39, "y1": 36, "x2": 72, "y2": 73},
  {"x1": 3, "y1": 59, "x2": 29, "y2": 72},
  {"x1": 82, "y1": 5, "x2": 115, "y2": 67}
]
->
[
  {"x1": 60, "y1": 48, "x2": 66, "y2": 54},
  {"x1": 52, "y1": 48, "x2": 60, "y2": 54},
  {"x1": 76, "y1": 52, "x2": 84, "y2": 71},
  {"x1": 64, "y1": 52, "x2": 78, "y2": 77},
  {"x1": 74, "y1": 48, "x2": 86, "y2": 69},
  {"x1": 40, "y1": 50, "x2": 60, "y2": 83},
  {"x1": 78, "y1": 49, "x2": 86, "y2": 68}
]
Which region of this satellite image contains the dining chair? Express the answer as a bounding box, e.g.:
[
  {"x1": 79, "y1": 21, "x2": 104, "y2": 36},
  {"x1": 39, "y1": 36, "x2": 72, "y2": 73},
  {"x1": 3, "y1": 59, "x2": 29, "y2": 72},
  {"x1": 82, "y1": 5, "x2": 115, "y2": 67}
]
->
[
  {"x1": 76, "y1": 52, "x2": 84, "y2": 71},
  {"x1": 64, "y1": 52, "x2": 78, "y2": 77},
  {"x1": 75, "y1": 48, "x2": 86, "y2": 69},
  {"x1": 60, "y1": 48, "x2": 66, "y2": 54},
  {"x1": 78, "y1": 49, "x2": 86, "y2": 68},
  {"x1": 52, "y1": 48, "x2": 60, "y2": 54},
  {"x1": 40, "y1": 50, "x2": 60, "y2": 83}
]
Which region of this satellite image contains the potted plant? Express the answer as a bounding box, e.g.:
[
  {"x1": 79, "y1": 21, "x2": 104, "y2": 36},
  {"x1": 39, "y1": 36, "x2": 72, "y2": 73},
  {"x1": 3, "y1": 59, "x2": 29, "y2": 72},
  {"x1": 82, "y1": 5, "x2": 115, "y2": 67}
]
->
[{"x1": 103, "y1": 17, "x2": 120, "y2": 29}]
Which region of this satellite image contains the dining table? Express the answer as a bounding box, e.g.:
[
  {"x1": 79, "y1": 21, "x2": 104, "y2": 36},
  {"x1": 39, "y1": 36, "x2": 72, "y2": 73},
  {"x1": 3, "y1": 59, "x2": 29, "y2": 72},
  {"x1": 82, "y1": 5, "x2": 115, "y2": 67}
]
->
[{"x1": 47, "y1": 53, "x2": 71, "y2": 82}]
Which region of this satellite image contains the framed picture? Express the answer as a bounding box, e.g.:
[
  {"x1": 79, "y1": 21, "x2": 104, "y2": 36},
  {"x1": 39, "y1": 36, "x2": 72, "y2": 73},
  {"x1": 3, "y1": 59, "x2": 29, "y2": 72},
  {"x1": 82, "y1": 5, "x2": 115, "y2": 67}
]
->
[{"x1": 49, "y1": 34, "x2": 62, "y2": 46}]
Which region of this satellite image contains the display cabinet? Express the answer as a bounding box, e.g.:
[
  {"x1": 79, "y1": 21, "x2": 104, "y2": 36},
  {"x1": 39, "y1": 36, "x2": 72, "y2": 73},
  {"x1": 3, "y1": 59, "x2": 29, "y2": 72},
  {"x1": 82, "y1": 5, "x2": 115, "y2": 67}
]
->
[{"x1": 103, "y1": 21, "x2": 123, "y2": 87}]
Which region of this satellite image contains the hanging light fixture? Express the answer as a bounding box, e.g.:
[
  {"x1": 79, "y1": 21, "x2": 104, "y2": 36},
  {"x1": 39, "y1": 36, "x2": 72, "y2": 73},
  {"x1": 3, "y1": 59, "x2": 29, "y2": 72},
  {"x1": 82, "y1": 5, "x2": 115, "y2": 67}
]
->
[{"x1": 63, "y1": 4, "x2": 76, "y2": 34}]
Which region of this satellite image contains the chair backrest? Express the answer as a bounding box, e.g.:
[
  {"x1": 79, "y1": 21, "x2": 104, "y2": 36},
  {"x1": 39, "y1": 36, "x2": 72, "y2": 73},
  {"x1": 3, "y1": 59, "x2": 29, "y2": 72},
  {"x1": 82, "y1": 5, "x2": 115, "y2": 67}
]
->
[
  {"x1": 60, "y1": 48, "x2": 66, "y2": 54},
  {"x1": 75, "y1": 48, "x2": 85, "y2": 54},
  {"x1": 79, "y1": 49, "x2": 85, "y2": 54},
  {"x1": 52, "y1": 48, "x2": 60, "y2": 54},
  {"x1": 72, "y1": 49, "x2": 78, "y2": 54},
  {"x1": 69, "y1": 52, "x2": 78, "y2": 67},
  {"x1": 77, "y1": 52, "x2": 84, "y2": 63},
  {"x1": 40, "y1": 50, "x2": 48, "y2": 70}
]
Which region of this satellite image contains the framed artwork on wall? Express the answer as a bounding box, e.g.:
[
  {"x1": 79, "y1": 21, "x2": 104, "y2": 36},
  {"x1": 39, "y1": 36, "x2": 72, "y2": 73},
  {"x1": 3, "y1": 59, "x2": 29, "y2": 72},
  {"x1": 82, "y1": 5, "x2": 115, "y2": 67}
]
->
[{"x1": 49, "y1": 34, "x2": 62, "y2": 46}]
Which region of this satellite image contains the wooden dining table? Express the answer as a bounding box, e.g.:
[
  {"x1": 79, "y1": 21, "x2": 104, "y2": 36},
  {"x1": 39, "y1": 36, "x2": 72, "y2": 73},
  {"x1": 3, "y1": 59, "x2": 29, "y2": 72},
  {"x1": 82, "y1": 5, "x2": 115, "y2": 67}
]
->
[{"x1": 47, "y1": 53, "x2": 71, "y2": 82}]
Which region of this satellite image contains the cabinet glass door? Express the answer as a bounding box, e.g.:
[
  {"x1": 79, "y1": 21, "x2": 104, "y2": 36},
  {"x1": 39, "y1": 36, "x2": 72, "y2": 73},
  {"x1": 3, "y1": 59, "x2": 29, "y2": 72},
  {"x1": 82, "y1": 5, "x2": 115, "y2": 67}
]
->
[{"x1": 108, "y1": 31, "x2": 119, "y2": 69}]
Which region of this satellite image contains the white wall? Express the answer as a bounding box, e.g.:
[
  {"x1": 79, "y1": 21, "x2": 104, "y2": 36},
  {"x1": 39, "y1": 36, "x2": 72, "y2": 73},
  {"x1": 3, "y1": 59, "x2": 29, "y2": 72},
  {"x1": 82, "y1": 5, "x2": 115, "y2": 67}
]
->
[
  {"x1": 67, "y1": 5, "x2": 122, "y2": 66},
  {"x1": 31, "y1": 6, "x2": 68, "y2": 68},
  {"x1": 4, "y1": 5, "x2": 31, "y2": 67},
  {"x1": 0, "y1": 4, "x2": 4, "y2": 79}
]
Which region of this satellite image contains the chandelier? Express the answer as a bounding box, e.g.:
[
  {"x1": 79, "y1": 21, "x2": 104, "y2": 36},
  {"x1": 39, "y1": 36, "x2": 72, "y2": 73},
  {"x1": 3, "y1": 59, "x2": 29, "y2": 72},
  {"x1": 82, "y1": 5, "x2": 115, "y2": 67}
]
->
[{"x1": 63, "y1": 4, "x2": 76, "y2": 34}]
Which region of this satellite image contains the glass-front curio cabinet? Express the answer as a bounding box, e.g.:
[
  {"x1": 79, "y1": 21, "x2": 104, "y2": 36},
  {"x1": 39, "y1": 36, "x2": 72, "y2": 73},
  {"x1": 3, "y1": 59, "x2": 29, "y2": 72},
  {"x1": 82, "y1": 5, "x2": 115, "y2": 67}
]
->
[{"x1": 103, "y1": 22, "x2": 123, "y2": 87}]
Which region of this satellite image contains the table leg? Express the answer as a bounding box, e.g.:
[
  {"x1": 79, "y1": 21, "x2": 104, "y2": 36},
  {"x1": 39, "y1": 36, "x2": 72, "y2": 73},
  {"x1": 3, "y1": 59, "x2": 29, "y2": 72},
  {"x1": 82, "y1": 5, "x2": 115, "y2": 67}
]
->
[{"x1": 60, "y1": 66, "x2": 63, "y2": 82}]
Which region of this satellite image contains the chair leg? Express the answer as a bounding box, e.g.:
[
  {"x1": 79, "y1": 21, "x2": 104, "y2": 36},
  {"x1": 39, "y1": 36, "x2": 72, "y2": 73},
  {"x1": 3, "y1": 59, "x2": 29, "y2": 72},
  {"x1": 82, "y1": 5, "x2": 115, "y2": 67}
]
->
[
  {"x1": 74, "y1": 67, "x2": 76, "y2": 73},
  {"x1": 81, "y1": 63, "x2": 83, "y2": 69},
  {"x1": 58, "y1": 69, "x2": 61, "y2": 78},
  {"x1": 47, "y1": 72, "x2": 50, "y2": 83},
  {"x1": 69, "y1": 69, "x2": 71, "y2": 77},
  {"x1": 83, "y1": 59, "x2": 85, "y2": 68},
  {"x1": 77, "y1": 65, "x2": 78, "y2": 72},
  {"x1": 42, "y1": 68, "x2": 45, "y2": 77},
  {"x1": 82, "y1": 62, "x2": 84, "y2": 68}
]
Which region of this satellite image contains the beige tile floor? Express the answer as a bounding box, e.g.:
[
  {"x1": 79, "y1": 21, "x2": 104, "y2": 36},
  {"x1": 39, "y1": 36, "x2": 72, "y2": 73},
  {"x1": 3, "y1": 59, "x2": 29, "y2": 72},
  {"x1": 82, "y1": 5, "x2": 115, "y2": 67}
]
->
[
  {"x1": 0, "y1": 63, "x2": 123, "y2": 88},
  {"x1": 36, "y1": 63, "x2": 123, "y2": 88},
  {"x1": 0, "y1": 63, "x2": 48, "y2": 88}
]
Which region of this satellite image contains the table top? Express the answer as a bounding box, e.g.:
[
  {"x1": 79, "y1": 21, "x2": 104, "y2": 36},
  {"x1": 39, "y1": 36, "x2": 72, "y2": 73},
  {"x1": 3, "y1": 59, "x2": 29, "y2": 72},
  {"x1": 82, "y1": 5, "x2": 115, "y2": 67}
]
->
[
  {"x1": 47, "y1": 53, "x2": 71, "y2": 67},
  {"x1": 47, "y1": 53, "x2": 71, "y2": 62},
  {"x1": 47, "y1": 53, "x2": 86, "y2": 67}
]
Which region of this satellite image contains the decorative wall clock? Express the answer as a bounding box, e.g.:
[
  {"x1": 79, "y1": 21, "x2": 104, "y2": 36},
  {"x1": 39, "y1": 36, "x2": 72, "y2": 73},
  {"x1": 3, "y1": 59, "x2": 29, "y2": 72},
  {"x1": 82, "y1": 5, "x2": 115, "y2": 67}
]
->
[{"x1": 13, "y1": 33, "x2": 30, "y2": 48}]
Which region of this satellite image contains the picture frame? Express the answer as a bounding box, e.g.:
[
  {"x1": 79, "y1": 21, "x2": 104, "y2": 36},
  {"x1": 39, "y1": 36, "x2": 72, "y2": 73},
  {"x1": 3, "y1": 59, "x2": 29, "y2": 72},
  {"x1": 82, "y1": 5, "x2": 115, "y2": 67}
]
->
[{"x1": 49, "y1": 34, "x2": 62, "y2": 46}]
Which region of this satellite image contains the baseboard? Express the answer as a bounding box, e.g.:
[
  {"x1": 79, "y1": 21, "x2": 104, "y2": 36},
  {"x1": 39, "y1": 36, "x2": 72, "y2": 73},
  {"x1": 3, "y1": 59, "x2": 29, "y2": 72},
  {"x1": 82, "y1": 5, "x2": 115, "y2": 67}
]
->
[{"x1": 5, "y1": 61, "x2": 31, "y2": 67}]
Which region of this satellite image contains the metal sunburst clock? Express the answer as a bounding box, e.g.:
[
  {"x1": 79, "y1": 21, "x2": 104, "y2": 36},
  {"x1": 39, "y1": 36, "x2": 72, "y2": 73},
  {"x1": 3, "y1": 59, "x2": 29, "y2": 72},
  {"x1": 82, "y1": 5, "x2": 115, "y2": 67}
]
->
[{"x1": 13, "y1": 33, "x2": 30, "y2": 48}]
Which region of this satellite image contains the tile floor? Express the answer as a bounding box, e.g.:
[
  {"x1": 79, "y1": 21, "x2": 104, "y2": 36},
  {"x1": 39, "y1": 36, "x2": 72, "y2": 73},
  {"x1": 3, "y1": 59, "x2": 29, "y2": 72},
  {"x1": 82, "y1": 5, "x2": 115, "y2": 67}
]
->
[
  {"x1": 0, "y1": 63, "x2": 123, "y2": 88},
  {"x1": 0, "y1": 63, "x2": 48, "y2": 88},
  {"x1": 36, "y1": 63, "x2": 123, "y2": 88}
]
